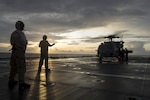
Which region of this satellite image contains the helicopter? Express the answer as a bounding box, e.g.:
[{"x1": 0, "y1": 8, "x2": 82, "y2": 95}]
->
[{"x1": 97, "y1": 34, "x2": 133, "y2": 63}]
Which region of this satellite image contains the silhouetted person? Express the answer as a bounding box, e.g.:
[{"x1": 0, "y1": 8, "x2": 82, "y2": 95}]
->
[
  {"x1": 8, "y1": 21, "x2": 30, "y2": 89},
  {"x1": 125, "y1": 48, "x2": 129, "y2": 61},
  {"x1": 121, "y1": 49, "x2": 125, "y2": 61},
  {"x1": 38, "y1": 35, "x2": 55, "y2": 73}
]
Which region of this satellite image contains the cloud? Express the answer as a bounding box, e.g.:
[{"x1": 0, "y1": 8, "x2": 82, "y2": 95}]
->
[
  {"x1": 0, "y1": 0, "x2": 150, "y2": 55},
  {"x1": 1, "y1": 0, "x2": 149, "y2": 33},
  {"x1": 125, "y1": 41, "x2": 150, "y2": 55},
  {"x1": 25, "y1": 31, "x2": 66, "y2": 42},
  {"x1": 67, "y1": 41, "x2": 79, "y2": 45},
  {"x1": 144, "y1": 43, "x2": 150, "y2": 51}
]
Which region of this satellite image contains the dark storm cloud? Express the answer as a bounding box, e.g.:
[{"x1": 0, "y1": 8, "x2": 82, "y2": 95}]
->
[
  {"x1": 0, "y1": 0, "x2": 132, "y2": 13},
  {"x1": 0, "y1": 20, "x2": 14, "y2": 43},
  {"x1": 1, "y1": 0, "x2": 149, "y2": 33}
]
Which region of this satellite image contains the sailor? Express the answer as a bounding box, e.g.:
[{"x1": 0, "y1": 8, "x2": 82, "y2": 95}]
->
[
  {"x1": 38, "y1": 35, "x2": 55, "y2": 73},
  {"x1": 8, "y1": 21, "x2": 30, "y2": 89}
]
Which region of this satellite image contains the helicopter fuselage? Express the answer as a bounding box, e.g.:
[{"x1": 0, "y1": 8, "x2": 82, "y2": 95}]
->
[{"x1": 97, "y1": 41, "x2": 124, "y2": 62}]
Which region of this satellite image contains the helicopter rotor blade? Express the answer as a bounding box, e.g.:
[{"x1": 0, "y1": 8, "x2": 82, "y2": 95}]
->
[{"x1": 112, "y1": 30, "x2": 128, "y2": 36}]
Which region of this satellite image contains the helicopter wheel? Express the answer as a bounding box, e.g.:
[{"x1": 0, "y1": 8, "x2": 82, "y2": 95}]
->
[
  {"x1": 117, "y1": 56, "x2": 122, "y2": 64},
  {"x1": 99, "y1": 56, "x2": 103, "y2": 63}
]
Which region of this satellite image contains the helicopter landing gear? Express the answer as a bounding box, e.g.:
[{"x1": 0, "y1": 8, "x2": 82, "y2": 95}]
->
[{"x1": 99, "y1": 55, "x2": 103, "y2": 63}]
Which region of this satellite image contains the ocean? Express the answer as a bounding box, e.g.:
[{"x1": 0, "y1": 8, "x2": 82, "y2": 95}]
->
[
  {"x1": 0, "y1": 52, "x2": 95, "y2": 60},
  {"x1": 0, "y1": 52, "x2": 150, "y2": 63}
]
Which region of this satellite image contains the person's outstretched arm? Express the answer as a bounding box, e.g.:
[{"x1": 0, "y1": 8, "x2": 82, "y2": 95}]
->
[{"x1": 48, "y1": 43, "x2": 55, "y2": 47}]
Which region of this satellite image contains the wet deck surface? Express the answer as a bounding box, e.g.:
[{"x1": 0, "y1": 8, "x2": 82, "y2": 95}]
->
[{"x1": 0, "y1": 57, "x2": 150, "y2": 100}]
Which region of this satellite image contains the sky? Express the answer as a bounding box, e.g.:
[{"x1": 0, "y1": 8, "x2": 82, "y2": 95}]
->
[{"x1": 0, "y1": 0, "x2": 150, "y2": 55}]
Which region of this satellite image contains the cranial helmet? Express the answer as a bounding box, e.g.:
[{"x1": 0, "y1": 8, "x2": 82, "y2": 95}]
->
[
  {"x1": 15, "y1": 21, "x2": 24, "y2": 30},
  {"x1": 43, "y1": 35, "x2": 47, "y2": 40}
]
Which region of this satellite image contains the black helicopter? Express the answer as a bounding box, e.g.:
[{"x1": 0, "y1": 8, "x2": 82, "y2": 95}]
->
[{"x1": 97, "y1": 34, "x2": 133, "y2": 63}]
